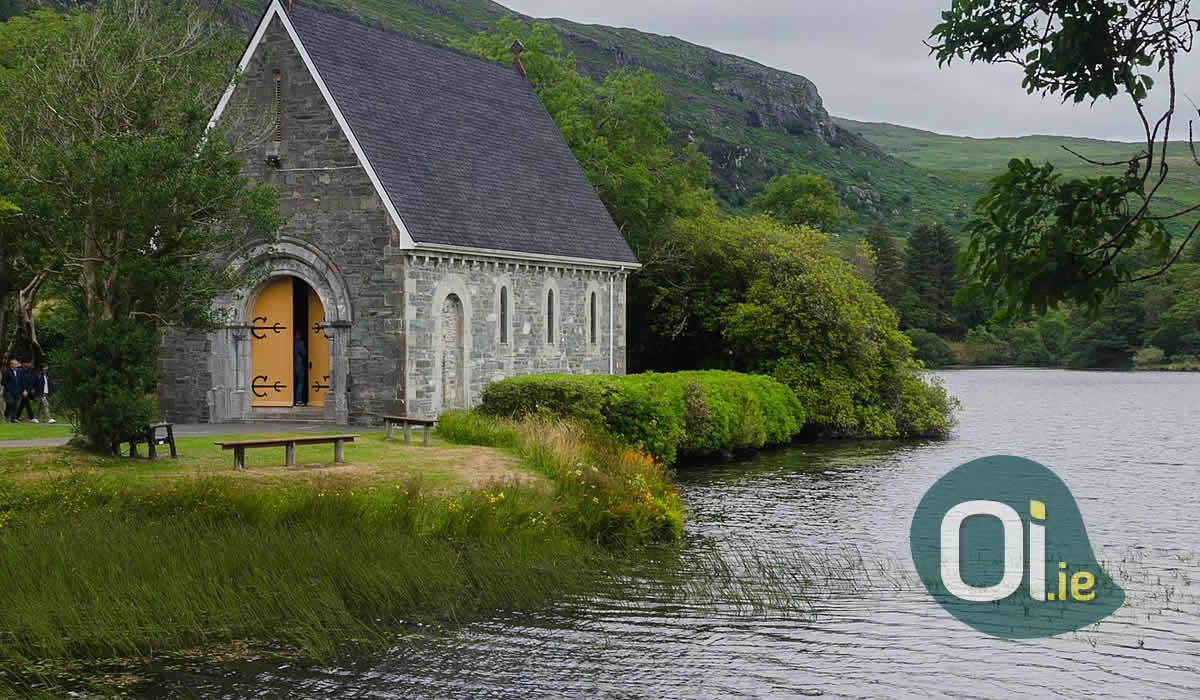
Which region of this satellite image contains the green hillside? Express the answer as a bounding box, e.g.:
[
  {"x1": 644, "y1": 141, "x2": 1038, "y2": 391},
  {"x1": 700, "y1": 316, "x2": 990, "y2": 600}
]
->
[{"x1": 836, "y1": 117, "x2": 1200, "y2": 236}]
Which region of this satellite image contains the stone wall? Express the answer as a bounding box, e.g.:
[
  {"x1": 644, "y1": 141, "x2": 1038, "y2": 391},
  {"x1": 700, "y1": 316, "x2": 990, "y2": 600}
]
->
[
  {"x1": 158, "y1": 329, "x2": 212, "y2": 422},
  {"x1": 159, "y1": 16, "x2": 406, "y2": 424},
  {"x1": 404, "y1": 254, "x2": 628, "y2": 418}
]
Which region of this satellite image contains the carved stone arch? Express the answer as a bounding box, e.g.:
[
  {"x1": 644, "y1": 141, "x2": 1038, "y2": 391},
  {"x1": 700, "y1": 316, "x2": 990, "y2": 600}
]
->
[
  {"x1": 206, "y1": 237, "x2": 354, "y2": 424},
  {"x1": 431, "y1": 274, "x2": 473, "y2": 416},
  {"x1": 224, "y1": 237, "x2": 353, "y2": 325}
]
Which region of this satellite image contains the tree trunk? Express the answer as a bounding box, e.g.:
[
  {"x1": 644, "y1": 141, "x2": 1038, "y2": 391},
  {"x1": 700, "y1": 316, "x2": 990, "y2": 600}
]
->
[
  {"x1": 0, "y1": 294, "x2": 13, "y2": 361},
  {"x1": 17, "y1": 271, "x2": 48, "y2": 363}
]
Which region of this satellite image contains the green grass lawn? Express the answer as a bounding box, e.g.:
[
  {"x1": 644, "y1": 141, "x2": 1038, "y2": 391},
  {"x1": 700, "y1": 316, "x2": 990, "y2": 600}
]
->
[
  {"x1": 0, "y1": 421, "x2": 75, "y2": 441},
  {"x1": 0, "y1": 430, "x2": 543, "y2": 493}
]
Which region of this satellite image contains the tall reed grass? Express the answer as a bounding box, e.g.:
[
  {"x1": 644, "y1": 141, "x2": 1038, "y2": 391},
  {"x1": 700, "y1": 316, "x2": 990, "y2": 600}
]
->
[
  {"x1": 437, "y1": 411, "x2": 684, "y2": 543},
  {"x1": 0, "y1": 473, "x2": 602, "y2": 694}
]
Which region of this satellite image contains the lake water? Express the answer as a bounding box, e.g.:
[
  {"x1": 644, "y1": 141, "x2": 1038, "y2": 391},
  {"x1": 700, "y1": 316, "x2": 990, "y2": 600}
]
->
[{"x1": 147, "y1": 369, "x2": 1200, "y2": 698}]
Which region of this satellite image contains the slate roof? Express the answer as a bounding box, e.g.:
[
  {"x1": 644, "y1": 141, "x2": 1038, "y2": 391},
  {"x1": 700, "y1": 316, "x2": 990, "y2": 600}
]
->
[{"x1": 283, "y1": 2, "x2": 637, "y2": 265}]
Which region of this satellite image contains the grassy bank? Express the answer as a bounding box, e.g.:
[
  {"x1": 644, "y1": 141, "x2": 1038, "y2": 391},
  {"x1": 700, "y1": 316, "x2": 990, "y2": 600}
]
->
[{"x1": 0, "y1": 422, "x2": 684, "y2": 694}]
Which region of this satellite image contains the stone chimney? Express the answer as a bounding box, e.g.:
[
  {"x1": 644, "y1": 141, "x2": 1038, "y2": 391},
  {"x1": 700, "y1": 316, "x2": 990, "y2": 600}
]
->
[{"x1": 510, "y1": 39, "x2": 526, "y2": 80}]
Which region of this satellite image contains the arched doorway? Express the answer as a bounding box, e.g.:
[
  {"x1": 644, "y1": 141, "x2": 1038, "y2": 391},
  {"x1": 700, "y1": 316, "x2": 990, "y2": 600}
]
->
[
  {"x1": 249, "y1": 276, "x2": 331, "y2": 408},
  {"x1": 440, "y1": 293, "x2": 465, "y2": 410}
]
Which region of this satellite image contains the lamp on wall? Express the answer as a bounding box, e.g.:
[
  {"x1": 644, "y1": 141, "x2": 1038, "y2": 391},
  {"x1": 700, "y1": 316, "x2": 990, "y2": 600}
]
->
[{"x1": 265, "y1": 141, "x2": 281, "y2": 169}]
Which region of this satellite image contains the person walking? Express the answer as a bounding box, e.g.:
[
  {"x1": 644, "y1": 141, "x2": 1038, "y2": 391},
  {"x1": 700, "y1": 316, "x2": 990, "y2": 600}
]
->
[
  {"x1": 2, "y1": 359, "x2": 21, "y2": 423},
  {"x1": 17, "y1": 359, "x2": 36, "y2": 422},
  {"x1": 32, "y1": 363, "x2": 55, "y2": 424}
]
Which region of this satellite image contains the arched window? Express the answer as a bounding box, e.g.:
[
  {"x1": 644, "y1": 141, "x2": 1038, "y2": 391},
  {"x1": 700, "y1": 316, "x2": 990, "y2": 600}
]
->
[
  {"x1": 589, "y1": 292, "x2": 597, "y2": 344},
  {"x1": 546, "y1": 288, "x2": 555, "y2": 344},
  {"x1": 499, "y1": 286, "x2": 509, "y2": 345}
]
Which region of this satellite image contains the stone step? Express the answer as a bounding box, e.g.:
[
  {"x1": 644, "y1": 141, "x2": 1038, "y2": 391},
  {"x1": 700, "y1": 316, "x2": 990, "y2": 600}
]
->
[{"x1": 249, "y1": 406, "x2": 330, "y2": 423}]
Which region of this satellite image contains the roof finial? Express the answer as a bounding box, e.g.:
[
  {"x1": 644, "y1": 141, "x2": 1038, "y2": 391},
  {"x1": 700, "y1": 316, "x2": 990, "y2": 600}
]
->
[{"x1": 510, "y1": 39, "x2": 527, "y2": 80}]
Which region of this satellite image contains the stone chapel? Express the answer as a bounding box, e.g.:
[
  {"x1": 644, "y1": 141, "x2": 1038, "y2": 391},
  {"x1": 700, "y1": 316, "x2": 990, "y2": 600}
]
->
[{"x1": 157, "y1": 0, "x2": 637, "y2": 424}]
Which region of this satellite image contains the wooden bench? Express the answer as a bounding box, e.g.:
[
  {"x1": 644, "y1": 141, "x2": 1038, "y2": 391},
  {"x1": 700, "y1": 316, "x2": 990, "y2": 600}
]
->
[
  {"x1": 380, "y1": 415, "x2": 437, "y2": 445},
  {"x1": 215, "y1": 434, "x2": 359, "y2": 471},
  {"x1": 125, "y1": 422, "x2": 178, "y2": 460}
]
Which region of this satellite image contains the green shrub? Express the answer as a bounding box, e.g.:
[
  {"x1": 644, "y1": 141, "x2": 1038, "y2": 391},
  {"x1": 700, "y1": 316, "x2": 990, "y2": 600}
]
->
[
  {"x1": 49, "y1": 317, "x2": 160, "y2": 453},
  {"x1": 1132, "y1": 345, "x2": 1167, "y2": 367},
  {"x1": 893, "y1": 372, "x2": 959, "y2": 438},
  {"x1": 963, "y1": 326, "x2": 1014, "y2": 365},
  {"x1": 477, "y1": 371, "x2": 805, "y2": 465},
  {"x1": 904, "y1": 329, "x2": 958, "y2": 368},
  {"x1": 1005, "y1": 325, "x2": 1054, "y2": 366},
  {"x1": 436, "y1": 410, "x2": 522, "y2": 448},
  {"x1": 1036, "y1": 313, "x2": 1069, "y2": 358}
]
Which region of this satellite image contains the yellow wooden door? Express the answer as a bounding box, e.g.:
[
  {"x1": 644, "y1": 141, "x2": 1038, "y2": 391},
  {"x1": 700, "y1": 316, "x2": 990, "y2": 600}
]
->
[
  {"x1": 250, "y1": 277, "x2": 294, "y2": 407},
  {"x1": 307, "y1": 287, "x2": 330, "y2": 408}
]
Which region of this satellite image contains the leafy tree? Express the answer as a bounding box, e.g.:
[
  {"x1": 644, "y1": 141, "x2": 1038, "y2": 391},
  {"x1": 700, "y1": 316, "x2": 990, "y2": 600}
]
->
[
  {"x1": 1036, "y1": 312, "x2": 1069, "y2": 359},
  {"x1": 930, "y1": 0, "x2": 1199, "y2": 314},
  {"x1": 905, "y1": 328, "x2": 958, "y2": 368},
  {"x1": 0, "y1": 126, "x2": 42, "y2": 362},
  {"x1": 1148, "y1": 291, "x2": 1200, "y2": 356},
  {"x1": 953, "y1": 266, "x2": 1200, "y2": 368},
  {"x1": 0, "y1": 183, "x2": 20, "y2": 358},
  {"x1": 961, "y1": 326, "x2": 1015, "y2": 365},
  {"x1": 638, "y1": 202, "x2": 956, "y2": 438},
  {"x1": 0, "y1": 1, "x2": 282, "y2": 450},
  {"x1": 900, "y1": 224, "x2": 960, "y2": 334},
  {"x1": 751, "y1": 171, "x2": 848, "y2": 232},
  {"x1": 865, "y1": 222, "x2": 905, "y2": 307},
  {"x1": 458, "y1": 20, "x2": 710, "y2": 260},
  {"x1": 0, "y1": 138, "x2": 14, "y2": 219},
  {"x1": 841, "y1": 238, "x2": 877, "y2": 287},
  {"x1": 1064, "y1": 284, "x2": 1148, "y2": 368}
]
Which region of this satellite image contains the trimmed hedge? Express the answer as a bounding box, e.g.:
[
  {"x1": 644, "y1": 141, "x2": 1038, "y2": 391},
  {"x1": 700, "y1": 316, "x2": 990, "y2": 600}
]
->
[{"x1": 477, "y1": 371, "x2": 805, "y2": 465}]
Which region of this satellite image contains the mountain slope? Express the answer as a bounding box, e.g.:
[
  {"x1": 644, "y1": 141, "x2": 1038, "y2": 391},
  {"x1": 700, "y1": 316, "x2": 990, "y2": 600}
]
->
[{"x1": 219, "y1": 0, "x2": 977, "y2": 233}]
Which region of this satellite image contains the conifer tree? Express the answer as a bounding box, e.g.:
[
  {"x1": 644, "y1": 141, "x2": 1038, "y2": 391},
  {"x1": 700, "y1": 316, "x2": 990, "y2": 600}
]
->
[
  {"x1": 901, "y1": 224, "x2": 960, "y2": 335},
  {"x1": 865, "y1": 222, "x2": 905, "y2": 309}
]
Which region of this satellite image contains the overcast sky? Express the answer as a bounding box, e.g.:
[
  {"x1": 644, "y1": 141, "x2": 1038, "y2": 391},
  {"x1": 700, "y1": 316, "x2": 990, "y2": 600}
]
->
[{"x1": 500, "y1": 0, "x2": 1195, "y2": 142}]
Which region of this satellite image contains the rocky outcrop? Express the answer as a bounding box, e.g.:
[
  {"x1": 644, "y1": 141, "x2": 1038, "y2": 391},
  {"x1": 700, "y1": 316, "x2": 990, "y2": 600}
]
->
[{"x1": 551, "y1": 22, "x2": 882, "y2": 161}]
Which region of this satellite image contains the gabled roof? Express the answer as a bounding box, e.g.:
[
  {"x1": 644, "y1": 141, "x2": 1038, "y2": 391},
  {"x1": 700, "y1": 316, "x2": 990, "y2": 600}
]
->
[{"x1": 212, "y1": 0, "x2": 638, "y2": 267}]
